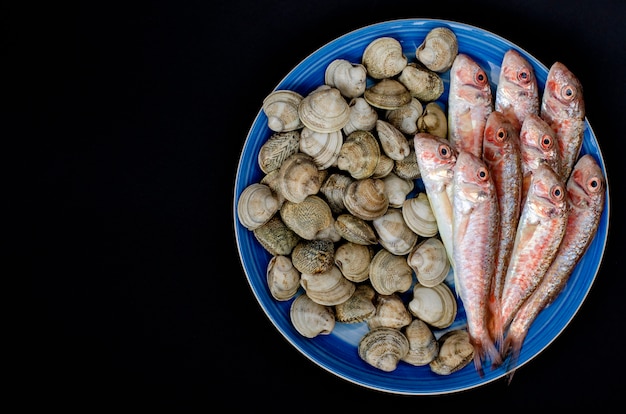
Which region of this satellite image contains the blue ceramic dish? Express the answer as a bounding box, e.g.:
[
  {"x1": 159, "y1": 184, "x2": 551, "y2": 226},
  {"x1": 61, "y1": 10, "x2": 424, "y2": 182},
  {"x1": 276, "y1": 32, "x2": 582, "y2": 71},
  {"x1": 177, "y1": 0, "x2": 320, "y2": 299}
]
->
[{"x1": 233, "y1": 19, "x2": 610, "y2": 394}]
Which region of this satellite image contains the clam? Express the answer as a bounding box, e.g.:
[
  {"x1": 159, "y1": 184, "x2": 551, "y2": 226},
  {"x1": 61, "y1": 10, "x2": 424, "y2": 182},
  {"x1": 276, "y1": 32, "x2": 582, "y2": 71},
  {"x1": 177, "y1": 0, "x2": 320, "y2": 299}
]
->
[
  {"x1": 336, "y1": 130, "x2": 381, "y2": 180},
  {"x1": 291, "y1": 239, "x2": 335, "y2": 275},
  {"x1": 401, "y1": 319, "x2": 439, "y2": 366},
  {"x1": 429, "y1": 329, "x2": 474, "y2": 375},
  {"x1": 402, "y1": 192, "x2": 438, "y2": 237},
  {"x1": 280, "y1": 195, "x2": 334, "y2": 241},
  {"x1": 397, "y1": 62, "x2": 445, "y2": 102},
  {"x1": 334, "y1": 213, "x2": 378, "y2": 246},
  {"x1": 382, "y1": 172, "x2": 415, "y2": 209},
  {"x1": 290, "y1": 293, "x2": 336, "y2": 338},
  {"x1": 361, "y1": 36, "x2": 408, "y2": 79},
  {"x1": 407, "y1": 282, "x2": 457, "y2": 329},
  {"x1": 298, "y1": 86, "x2": 350, "y2": 133},
  {"x1": 371, "y1": 154, "x2": 395, "y2": 179},
  {"x1": 375, "y1": 120, "x2": 411, "y2": 161},
  {"x1": 386, "y1": 98, "x2": 423, "y2": 135},
  {"x1": 299, "y1": 127, "x2": 343, "y2": 170},
  {"x1": 325, "y1": 59, "x2": 368, "y2": 99},
  {"x1": 364, "y1": 78, "x2": 412, "y2": 110},
  {"x1": 343, "y1": 178, "x2": 389, "y2": 221},
  {"x1": 407, "y1": 237, "x2": 451, "y2": 287},
  {"x1": 277, "y1": 153, "x2": 323, "y2": 204},
  {"x1": 267, "y1": 255, "x2": 301, "y2": 301},
  {"x1": 334, "y1": 284, "x2": 376, "y2": 323},
  {"x1": 417, "y1": 102, "x2": 448, "y2": 139},
  {"x1": 257, "y1": 130, "x2": 301, "y2": 174},
  {"x1": 358, "y1": 326, "x2": 410, "y2": 372},
  {"x1": 262, "y1": 90, "x2": 305, "y2": 132},
  {"x1": 300, "y1": 265, "x2": 356, "y2": 306},
  {"x1": 334, "y1": 241, "x2": 374, "y2": 282},
  {"x1": 319, "y1": 172, "x2": 353, "y2": 214},
  {"x1": 342, "y1": 97, "x2": 378, "y2": 136},
  {"x1": 372, "y1": 207, "x2": 418, "y2": 256},
  {"x1": 237, "y1": 183, "x2": 280, "y2": 230},
  {"x1": 253, "y1": 215, "x2": 301, "y2": 256},
  {"x1": 260, "y1": 169, "x2": 285, "y2": 206},
  {"x1": 369, "y1": 249, "x2": 413, "y2": 296},
  {"x1": 367, "y1": 293, "x2": 413, "y2": 330},
  {"x1": 393, "y1": 140, "x2": 421, "y2": 180},
  {"x1": 415, "y1": 26, "x2": 459, "y2": 73}
]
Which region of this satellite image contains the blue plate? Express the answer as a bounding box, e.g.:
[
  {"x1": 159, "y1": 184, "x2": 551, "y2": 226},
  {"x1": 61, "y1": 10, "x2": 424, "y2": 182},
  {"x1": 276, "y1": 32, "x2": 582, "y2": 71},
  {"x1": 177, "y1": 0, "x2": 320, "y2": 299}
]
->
[{"x1": 233, "y1": 19, "x2": 610, "y2": 394}]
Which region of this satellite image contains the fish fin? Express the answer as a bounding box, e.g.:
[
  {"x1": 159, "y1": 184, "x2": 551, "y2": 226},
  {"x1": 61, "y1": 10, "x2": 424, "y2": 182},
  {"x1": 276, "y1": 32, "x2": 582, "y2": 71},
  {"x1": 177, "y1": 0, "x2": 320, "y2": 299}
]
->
[
  {"x1": 487, "y1": 295, "x2": 505, "y2": 353},
  {"x1": 471, "y1": 335, "x2": 502, "y2": 377},
  {"x1": 502, "y1": 330, "x2": 526, "y2": 384}
]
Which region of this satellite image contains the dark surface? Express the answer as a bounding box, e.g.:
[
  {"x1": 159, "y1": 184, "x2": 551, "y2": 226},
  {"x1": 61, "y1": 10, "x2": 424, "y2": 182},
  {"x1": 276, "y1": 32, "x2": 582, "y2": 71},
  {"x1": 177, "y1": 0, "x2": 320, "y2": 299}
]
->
[{"x1": 17, "y1": 0, "x2": 624, "y2": 409}]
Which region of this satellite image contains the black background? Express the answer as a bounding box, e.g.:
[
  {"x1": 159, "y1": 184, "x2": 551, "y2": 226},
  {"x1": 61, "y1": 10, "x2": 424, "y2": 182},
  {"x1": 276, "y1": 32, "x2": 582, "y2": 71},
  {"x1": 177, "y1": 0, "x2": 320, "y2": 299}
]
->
[{"x1": 16, "y1": 0, "x2": 625, "y2": 409}]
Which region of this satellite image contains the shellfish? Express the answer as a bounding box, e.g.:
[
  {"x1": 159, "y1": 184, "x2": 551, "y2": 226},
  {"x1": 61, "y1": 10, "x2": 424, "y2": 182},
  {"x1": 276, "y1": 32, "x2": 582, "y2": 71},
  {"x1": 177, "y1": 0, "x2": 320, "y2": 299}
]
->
[
  {"x1": 253, "y1": 215, "x2": 300, "y2": 256},
  {"x1": 369, "y1": 248, "x2": 413, "y2": 296},
  {"x1": 343, "y1": 97, "x2": 378, "y2": 136},
  {"x1": 343, "y1": 178, "x2": 389, "y2": 221},
  {"x1": 300, "y1": 265, "x2": 356, "y2": 306},
  {"x1": 372, "y1": 207, "x2": 418, "y2": 256},
  {"x1": 361, "y1": 36, "x2": 407, "y2": 79},
  {"x1": 336, "y1": 130, "x2": 381, "y2": 180},
  {"x1": 237, "y1": 183, "x2": 280, "y2": 230},
  {"x1": 429, "y1": 329, "x2": 474, "y2": 375},
  {"x1": 375, "y1": 119, "x2": 411, "y2": 161},
  {"x1": 298, "y1": 86, "x2": 351, "y2": 133},
  {"x1": 407, "y1": 282, "x2": 457, "y2": 329},
  {"x1": 358, "y1": 326, "x2": 410, "y2": 372},
  {"x1": 277, "y1": 153, "x2": 323, "y2": 204},
  {"x1": 415, "y1": 26, "x2": 459, "y2": 73},
  {"x1": 280, "y1": 195, "x2": 334, "y2": 241},
  {"x1": 401, "y1": 319, "x2": 439, "y2": 366},
  {"x1": 334, "y1": 241, "x2": 374, "y2": 282},
  {"x1": 267, "y1": 255, "x2": 301, "y2": 301},
  {"x1": 407, "y1": 237, "x2": 451, "y2": 287},
  {"x1": 325, "y1": 59, "x2": 368, "y2": 99},
  {"x1": 291, "y1": 239, "x2": 335, "y2": 275},
  {"x1": 367, "y1": 293, "x2": 413, "y2": 330},
  {"x1": 334, "y1": 284, "x2": 376, "y2": 323},
  {"x1": 385, "y1": 98, "x2": 423, "y2": 135},
  {"x1": 257, "y1": 130, "x2": 301, "y2": 174},
  {"x1": 364, "y1": 78, "x2": 412, "y2": 110},
  {"x1": 333, "y1": 213, "x2": 378, "y2": 245},
  {"x1": 262, "y1": 90, "x2": 305, "y2": 132},
  {"x1": 299, "y1": 127, "x2": 343, "y2": 170},
  {"x1": 401, "y1": 192, "x2": 439, "y2": 237},
  {"x1": 417, "y1": 101, "x2": 448, "y2": 139},
  {"x1": 397, "y1": 62, "x2": 445, "y2": 102},
  {"x1": 290, "y1": 293, "x2": 336, "y2": 338}
]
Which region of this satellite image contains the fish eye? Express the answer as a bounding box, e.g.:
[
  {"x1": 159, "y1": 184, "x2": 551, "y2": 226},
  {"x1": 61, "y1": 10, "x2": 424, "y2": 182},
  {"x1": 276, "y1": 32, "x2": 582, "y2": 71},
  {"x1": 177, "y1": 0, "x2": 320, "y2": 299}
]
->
[
  {"x1": 475, "y1": 70, "x2": 487, "y2": 85},
  {"x1": 438, "y1": 144, "x2": 452, "y2": 159},
  {"x1": 496, "y1": 127, "x2": 507, "y2": 142},
  {"x1": 477, "y1": 167, "x2": 489, "y2": 181},
  {"x1": 518, "y1": 69, "x2": 531, "y2": 83},
  {"x1": 587, "y1": 177, "x2": 602, "y2": 193},
  {"x1": 551, "y1": 184, "x2": 565, "y2": 201},
  {"x1": 561, "y1": 84, "x2": 577, "y2": 101},
  {"x1": 539, "y1": 134, "x2": 554, "y2": 150}
]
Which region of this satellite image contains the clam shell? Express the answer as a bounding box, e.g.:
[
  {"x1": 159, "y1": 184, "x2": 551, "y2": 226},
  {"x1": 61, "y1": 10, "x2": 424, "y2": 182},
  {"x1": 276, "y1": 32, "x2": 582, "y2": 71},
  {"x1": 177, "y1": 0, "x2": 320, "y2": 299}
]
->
[
  {"x1": 382, "y1": 172, "x2": 415, "y2": 209},
  {"x1": 336, "y1": 130, "x2": 381, "y2": 180},
  {"x1": 319, "y1": 172, "x2": 354, "y2": 214},
  {"x1": 298, "y1": 86, "x2": 350, "y2": 133},
  {"x1": 253, "y1": 215, "x2": 301, "y2": 256},
  {"x1": 407, "y1": 282, "x2": 457, "y2": 329},
  {"x1": 401, "y1": 319, "x2": 439, "y2": 366},
  {"x1": 267, "y1": 255, "x2": 301, "y2": 301},
  {"x1": 386, "y1": 98, "x2": 423, "y2": 135},
  {"x1": 325, "y1": 59, "x2": 368, "y2": 99},
  {"x1": 262, "y1": 90, "x2": 304, "y2": 132},
  {"x1": 343, "y1": 97, "x2": 378, "y2": 136},
  {"x1": 372, "y1": 207, "x2": 418, "y2": 256},
  {"x1": 257, "y1": 130, "x2": 301, "y2": 174},
  {"x1": 260, "y1": 169, "x2": 286, "y2": 207},
  {"x1": 334, "y1": 213, "x2": 378, "y2": 246},
  {"x1": 402, "y1": 192, "x2": 439, "y2": 237},
  {"x1": 415, "y1": 27, "x2": 459, "y2": 73},
  {"x1": 343, "y1": 178, "x2": 389, "y2": 221},
  {"x1": 280, "y1": 195, "x2": 334, "y2": 241},
  {"x1": 367, "y1": 293, "x2": 413, "y2": 330},
  {"x1": 358, "y1": 326, "x2": 410, "y2": 372},
  {"x1": 364, "y1": 78, "x2": 412, "y2": 110},
  {"x1": 429, "y1": 329, "x2": 474, "y2": 375},
  {"x1": 417, "y1": 102, "x2": 448, "y2": 139},
  {"x1": 300, "y1": 265, "x2": 356, "y2": 306},
  {"x1": 369, "y1": 248, "x2": 413, "y2": 296},
  {"x1": 291, "y1": 239, "x2": 335, "y2": 275},
  {"x1": 397, "y1": 62, "x2": 444, "y2": 102},
  {"x1": 278, "y1": 153, "x2": 323, "y2": 204},
  {"x1": 407, "y1": 237, "x2": 451, "y2": 287},
  {"x1": 371, "y1": 154, "x2": 395, "y2": 179},
  {"x1": 375, "y1": 119, "x2": 411, "y2": 161},
  {"x1": 334, "y1": 241, "x2": 374, "y2": 282},
  {"x1": 393, "y1": 140, "x2": 421, "y2": 180},
  {"x1": 299, "y1": 127, "x2": 343, "y2": 170},
  {"x1": 361, "y1": 37, "x2": 408, "y2": 79},
  {"x1": 290, "y1": 293, "x2": 335, "y2": 338},
  {"x1": 334, "y1": 284, "x2": 376, "y2": 323},
  {"x1": 237, "y1": 183, "x2": 280, "y2": 230}
]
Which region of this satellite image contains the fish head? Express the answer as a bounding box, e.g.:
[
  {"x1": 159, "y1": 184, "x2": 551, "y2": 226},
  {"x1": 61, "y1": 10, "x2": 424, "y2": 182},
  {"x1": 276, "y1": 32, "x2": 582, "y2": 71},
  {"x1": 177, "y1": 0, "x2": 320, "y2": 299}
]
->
[
  {"x1": 453, "y1": 151, "x2": 495, "y2": 204},
  {"x1": 519, "y1": 113, "x2": 559, "y2": 172},
  {"x1": 499, "y1": 49, "x2": 537, "y2": 94},
  {"x1": 527, "y1": 164, "x2": 568, "y2": 218},
  {"x1": 483, "y1": 110, "x2": 519, "y2": 163},
  {"x1": 450, "y1": 53, "x2": 492, "y2": 104},
  {"x1": 567, "y1": 154, "x2": 605, "y2": 208},
  {"x1": 414, "y1": 133, "x2": 457, "y2": 184},
  {"x1": 542, "y1": 62, "x2": 585, "y2": 119}
]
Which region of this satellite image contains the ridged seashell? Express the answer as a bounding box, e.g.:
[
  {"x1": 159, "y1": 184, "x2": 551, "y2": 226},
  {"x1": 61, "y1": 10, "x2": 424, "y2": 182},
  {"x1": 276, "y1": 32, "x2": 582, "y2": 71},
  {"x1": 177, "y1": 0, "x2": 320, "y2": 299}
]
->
[
  {"x1": 334, "y1": 213, "x2": 378, "y2": 245},
  {"x1": 300, "y1": 265, "x2": 356, "y2": 306},
  {"x1": 262, "y1": 90, "x2": 305, "y2": 132},
  {"x1": 278, "y1": 153, "x2": 323, "y2": 204},
  {"x1": 290, "y1": 293, "x2": 335, "y2": 338},
  {"x1": 267, "y1": 255, "x2": 301, "y2": 301},
  {"x1": 343, "y1": 178, "x2": 389, "y2": 221},
  {"x1": 393, "y1": 140, "x2": 421, "y2": 180},
  {"x1": 367, "y1": 294, "x2": 412, "y2": 330},
  {"x1": 397, "y1": 62, "x2": 445, "y2": 102},
  {"x1": 237, "y1": 183, "x2": 280, "y2": 230},
  {"x1": 375, "y1": 120, "x2": 411, "y2": 161},
  {"x1": 320, "y1": 172, "x2": 354, "y2": 214},
  {"x1": 369, "y1": 249, "x2": 414, "y2": 295},
  {"x1": 253, "y1": 215, "x2": 301, "y2": 256},
  {"x1": 291, "y1": 239, "x2": 335, "y2": 275},
  {"x1": 298, "y1": 86, "x2": 350, "y2": 133},
  {"x1": 257, "y1": 130, "x2": 301, "y2": 174},
  {"x1": 364, "y1": 78, "x2": 412, "y2": 110},
  {"x1": 280, "y1": 195, "x2": 334, "y2": 241},
  {"x1": 361, "y1": 37, "x2": 408, "y2": 79},
  {"x1": 417, "y1": 102, "x2": 448, "y2": 139},
  {"x1": 325, "y1": 59, "x2": 368, "y2": 99},
  {"x1": 334, "y1": 241, "x2": 374, "y2": 282},
  {"x1": 402, "y1": 192, "x2": 439, "y2": 237},
  {"x1": 415, "y1": 27, "x2": 459, "y2": 73},
  {"x1": 343, "y1": 97, "x2": 379, "y2": 136},
  {"x1": 382, "y1": 172, "x2": 415, "y2": 209},
  {"x1": 334, "y1": 284, "x2": 376, "y2": 323},
  {"x1": 358, "y1": 326, "x2": 410, "y2": 372},
  {"x1": 408, "y1": 282, "x2": 457, "y2": 329},
  {"x1": 429, "y1": 329, "x2": 474, "y2": 375},
  {"x1": 401, "y1": 319, "x2": 439, "y2": 366},
  {"x1": 299, "y1": 127, "x2": 343, "y2": 170},
  {"x1": 371, "y1": 154, "x2": 395, "y2": 179},
  {"x1": 372, "y1": 208, "x2": 418, "y2": 256},
  {"x1": 407, "y1": 237, "x2": 450, "y2": 287},
  {"x1": 336, "y1": 130, "x2": 381, "y2": 180},
  {"x1": 386, "y1": 98, "x2": 423, "y2": 135}
]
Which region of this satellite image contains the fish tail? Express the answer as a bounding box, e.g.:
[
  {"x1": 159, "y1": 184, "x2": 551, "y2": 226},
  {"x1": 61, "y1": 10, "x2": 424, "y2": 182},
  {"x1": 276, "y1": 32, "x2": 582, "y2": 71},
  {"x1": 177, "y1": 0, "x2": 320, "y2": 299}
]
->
[
  {"x1": 502, "y1": 329, "x2": 526, "y2": 384},
  {"x1": 487, "y1": 294, "x2": 505, "y2": 352},
  {"x1": 471, "y1": 335, "x2": 503, "y2": 376}
]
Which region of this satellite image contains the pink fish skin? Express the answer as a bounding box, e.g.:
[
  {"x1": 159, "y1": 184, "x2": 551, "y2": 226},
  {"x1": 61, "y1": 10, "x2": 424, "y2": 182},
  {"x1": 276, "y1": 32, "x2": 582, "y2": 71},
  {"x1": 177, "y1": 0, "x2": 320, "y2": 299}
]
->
[
  {"x1": 452, "y1": 151, "x2": 502, "y2": 374},
  {"x1": 482, "y1": 110, "x2": 523, "y2": 346},
  {"x1": 495, "y1": 49, "x2": 540, "y2": 131},
  {"x1": 499, "y1": 163, "x2": 568, "y2": 334},
  {"x1": 503, "y1": 154, "x2": 605, "y2": 382},
  {"x1": 540, "y1": 61, "x2": 585, "y2": 181},
  {"x1": 448, "y1": 53, "x2": 493, "y2": 159}
]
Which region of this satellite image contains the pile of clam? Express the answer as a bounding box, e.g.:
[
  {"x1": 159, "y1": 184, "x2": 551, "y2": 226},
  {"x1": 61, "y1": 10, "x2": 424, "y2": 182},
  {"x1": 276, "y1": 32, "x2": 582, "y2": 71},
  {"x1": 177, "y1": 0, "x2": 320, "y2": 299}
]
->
[{"x1": 237, "y1": 27, "x2": 474, "y2": 375}]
